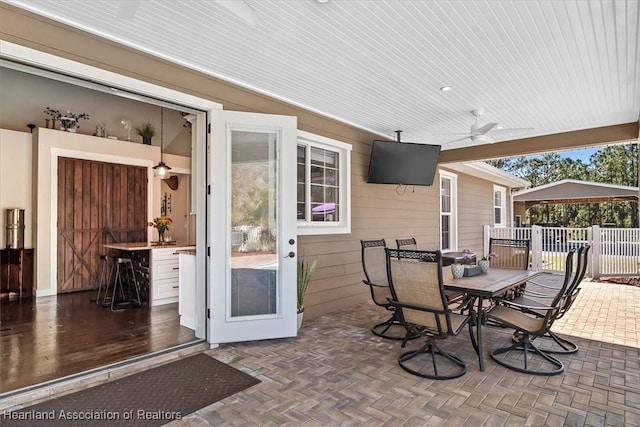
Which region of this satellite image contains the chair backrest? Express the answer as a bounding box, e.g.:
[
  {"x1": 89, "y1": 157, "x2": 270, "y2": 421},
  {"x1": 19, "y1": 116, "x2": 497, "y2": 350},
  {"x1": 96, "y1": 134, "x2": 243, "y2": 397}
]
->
[
  {"x1": 489, "y1": 238, "x2": 530, "y2": 270},
  {"x1": 396, "y1": 238, "x2": 417, "y2": 250},
  {"x1": 558, "y1": 245, "x2": 590, "y2": 318},
  {"x1": 361, "y1": 239, "x2": 388, "y2": 287},
  {"x1": 385, "y1": 248, "x2": 453, "y2": 336},
  {"x1": 539, "y1": 249, "x2": 576, "y2": 332}
]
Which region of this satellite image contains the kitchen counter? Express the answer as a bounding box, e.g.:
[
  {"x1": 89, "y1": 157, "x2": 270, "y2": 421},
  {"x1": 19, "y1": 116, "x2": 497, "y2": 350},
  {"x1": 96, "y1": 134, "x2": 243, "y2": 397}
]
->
[
  {"x1": 103, "y1": 242, "x2": 195, "y2": 251},
  {"x1": 175, "y1": 249, "x2": 196, "y2": 255},
  {"x1": 102, "y1": 242, "x2": 195, "y2": 307}
]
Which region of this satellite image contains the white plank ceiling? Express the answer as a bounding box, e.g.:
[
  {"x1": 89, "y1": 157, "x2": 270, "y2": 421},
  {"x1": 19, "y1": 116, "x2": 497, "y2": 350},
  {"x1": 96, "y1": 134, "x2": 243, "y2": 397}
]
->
[{"x1": 3, "y1": 0, "x2": 639, "y2": 151}]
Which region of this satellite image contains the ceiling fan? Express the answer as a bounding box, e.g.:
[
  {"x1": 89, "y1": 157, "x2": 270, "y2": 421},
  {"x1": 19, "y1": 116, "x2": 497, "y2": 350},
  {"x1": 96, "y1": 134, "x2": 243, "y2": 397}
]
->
[
  {"x1": 442, "y1": 109, "x2": 534, "y2": 144},
  {"x1": 116, "y1": 0, "x2": 261, "y2": 26}
]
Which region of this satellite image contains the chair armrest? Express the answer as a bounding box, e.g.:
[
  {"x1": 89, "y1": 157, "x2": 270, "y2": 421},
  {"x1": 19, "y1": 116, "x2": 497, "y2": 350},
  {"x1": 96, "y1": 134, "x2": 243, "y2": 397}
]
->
[
  {"x1": 387, "y1": 298, "x2": 449, "y2": 316},
  {"x1": 527, "y1": 274, "x2": 564, "y2": 289},
  {"x1": 499, "y1": 298, "x2": 554, "y2": 312},
  {"x1": 363, "y1": 279, "x2": 387, "y2": 288},
  {"x1": 521, "y1": 289, "x2": 556, "y2": 298},
  {"x1": 450, "y1": 295, "x2": 475, "y2": 312},
  {"x1": 527, "y1": 281, "x2": 562, "y2": 290}
]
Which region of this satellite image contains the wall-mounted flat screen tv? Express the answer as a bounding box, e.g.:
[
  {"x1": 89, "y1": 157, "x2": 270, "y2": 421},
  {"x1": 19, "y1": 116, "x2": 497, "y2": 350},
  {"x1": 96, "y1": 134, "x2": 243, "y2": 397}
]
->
[{"x1": 367, "y1": 140, "x2": 441, "y2": 186}]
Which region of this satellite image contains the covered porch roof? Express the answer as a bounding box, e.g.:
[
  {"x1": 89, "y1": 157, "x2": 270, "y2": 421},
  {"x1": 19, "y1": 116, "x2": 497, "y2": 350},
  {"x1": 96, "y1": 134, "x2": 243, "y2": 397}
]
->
[
  {"x1": 513, "y1": 179, "x2": 639, "y2": 209},
  {"x1": 444, "y1": 162, "x2": 530, "y2": 189}
]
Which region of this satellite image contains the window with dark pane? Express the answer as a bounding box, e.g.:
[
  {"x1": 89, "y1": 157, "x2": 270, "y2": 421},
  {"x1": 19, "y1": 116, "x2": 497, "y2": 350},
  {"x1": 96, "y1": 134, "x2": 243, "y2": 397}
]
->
[
  {"x1": 441, "y1": 216, "x2": 450, "y2": 250},
  {"x1": 309, "y1": 146, "x2": 339, "y2": 222},
  {"x1": 297, "y1": 145, "x2": 306, "y2": 220}
]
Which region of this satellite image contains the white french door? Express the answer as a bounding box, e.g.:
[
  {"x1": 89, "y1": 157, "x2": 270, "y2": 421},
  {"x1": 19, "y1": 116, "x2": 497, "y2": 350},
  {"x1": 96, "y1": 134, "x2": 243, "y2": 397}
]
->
[{"x1": 209, "y1": 111, "x2": 298, "y2": 343}]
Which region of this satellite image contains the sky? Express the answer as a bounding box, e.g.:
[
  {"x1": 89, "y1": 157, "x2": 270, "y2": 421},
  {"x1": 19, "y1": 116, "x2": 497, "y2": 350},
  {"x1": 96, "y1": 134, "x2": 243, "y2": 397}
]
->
[
  {"x1": 516, "y1": 146, "x2": 605, "y2": 164},
  {"x1": 522, "y1": 146, "x2": 603, "y2": 164},
  {"x1": 557, "y1": 147, "x2": 601, "y2": 163}
]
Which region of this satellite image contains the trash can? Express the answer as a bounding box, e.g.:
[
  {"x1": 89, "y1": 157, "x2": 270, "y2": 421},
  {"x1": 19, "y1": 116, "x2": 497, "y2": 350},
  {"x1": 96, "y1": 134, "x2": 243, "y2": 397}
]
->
[{"x1": 5, "y1": 208, "x2": 25, "y2": 249}]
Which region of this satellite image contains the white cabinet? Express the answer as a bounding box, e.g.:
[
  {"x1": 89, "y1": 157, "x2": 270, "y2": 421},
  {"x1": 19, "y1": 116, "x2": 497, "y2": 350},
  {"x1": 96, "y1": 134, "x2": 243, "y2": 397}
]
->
[
  {"x1": 178, "y1": 252, "x2": 196, "y2": 330},
  {"x1": 150, "y1": 247, "x2": 193, "y2": 306}
]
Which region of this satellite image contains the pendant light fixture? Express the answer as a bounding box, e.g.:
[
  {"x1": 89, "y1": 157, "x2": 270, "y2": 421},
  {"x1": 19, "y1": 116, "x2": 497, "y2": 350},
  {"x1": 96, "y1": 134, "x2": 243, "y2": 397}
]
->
[{"x1": 153, "y1": 107, "x2": 171, "y2": 179}]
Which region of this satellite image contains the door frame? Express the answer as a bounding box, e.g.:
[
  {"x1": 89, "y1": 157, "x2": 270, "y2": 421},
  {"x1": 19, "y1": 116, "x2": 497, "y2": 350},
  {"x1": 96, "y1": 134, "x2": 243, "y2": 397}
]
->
[
  {"x1": 209, "y1": 111, "x2": 299, "y2": 343},
  {"x1": 1, "y1": 40, "x2": 220, "y2": 342}
]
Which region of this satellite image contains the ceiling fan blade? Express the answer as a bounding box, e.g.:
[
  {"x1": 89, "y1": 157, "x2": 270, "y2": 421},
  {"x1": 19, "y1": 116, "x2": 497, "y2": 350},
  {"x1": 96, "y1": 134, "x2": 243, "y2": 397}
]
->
[
  {"x1": 472, "y1": 122, "x2": 499, "y2": 135},
  {"x1": 442, "y1": 136, "x2": 472, "y2": 144},
  {"x1": 216, "y1": 0, "x2": 262, "y2": 26},
  {"x1": 116, "y1": 0, "x2": 140, "y2": 20}
]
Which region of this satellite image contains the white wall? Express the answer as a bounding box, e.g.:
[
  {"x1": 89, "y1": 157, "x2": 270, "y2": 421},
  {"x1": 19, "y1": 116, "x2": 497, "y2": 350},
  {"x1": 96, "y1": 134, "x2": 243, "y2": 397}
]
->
[
  {"x1": 0, "y1": 129, "x2": 33, "y2": 248},
  {"x1": 0, "y1": 67, "x2": 192, "y2": 156},
  {"x1": 160, "y1": 174, "x2": 191, "y2": 244}
]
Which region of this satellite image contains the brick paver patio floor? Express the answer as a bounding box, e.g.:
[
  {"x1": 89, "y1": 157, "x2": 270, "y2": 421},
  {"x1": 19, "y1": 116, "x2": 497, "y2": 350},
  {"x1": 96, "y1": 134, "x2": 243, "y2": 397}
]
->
[{"x1": 170, "y1": 279, "x2": 640, "y2": 426}]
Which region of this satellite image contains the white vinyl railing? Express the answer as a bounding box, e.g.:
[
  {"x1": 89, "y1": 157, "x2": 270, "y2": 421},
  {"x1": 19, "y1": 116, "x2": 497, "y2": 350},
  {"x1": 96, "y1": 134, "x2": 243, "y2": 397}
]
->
[
  {"x1": 596, "y1": 227, "x2": 640, "y2": 276},
  {"x1": 485, "y1": 225, "x2": 640, "y2": 278}
]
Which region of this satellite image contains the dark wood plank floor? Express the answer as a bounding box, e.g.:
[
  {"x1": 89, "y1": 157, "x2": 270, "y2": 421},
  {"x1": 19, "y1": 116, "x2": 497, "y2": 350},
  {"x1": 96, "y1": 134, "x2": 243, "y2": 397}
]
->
[{"x1": 0, "y1": 291, "x2": 196, "y2": 393}]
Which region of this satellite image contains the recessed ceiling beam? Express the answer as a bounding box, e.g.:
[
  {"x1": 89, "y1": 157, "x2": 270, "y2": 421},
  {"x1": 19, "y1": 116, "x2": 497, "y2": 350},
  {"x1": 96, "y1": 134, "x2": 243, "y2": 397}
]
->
[{"x1": 439, "y1": 122, "x2": 639, "y2": 164}]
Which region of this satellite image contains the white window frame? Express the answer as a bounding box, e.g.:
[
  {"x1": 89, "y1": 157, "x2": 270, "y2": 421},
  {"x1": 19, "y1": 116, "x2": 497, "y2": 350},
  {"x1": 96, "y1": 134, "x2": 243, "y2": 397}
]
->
[
  {"x1": 296, "y1": 130, "x2": 351, "y2": 235},
  {"x1": 493, "y1": 185, "x2": 507, "y2": 227},
  {"x1": 439, "y1": 170, "x2": 458, "y2": 252}
]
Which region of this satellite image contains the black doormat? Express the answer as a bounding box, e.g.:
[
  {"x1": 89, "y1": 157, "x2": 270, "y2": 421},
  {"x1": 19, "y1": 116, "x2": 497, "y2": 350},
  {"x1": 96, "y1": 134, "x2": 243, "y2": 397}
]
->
[{"x1": 2, "y1": 353, "x2": 260, "y2": 426}]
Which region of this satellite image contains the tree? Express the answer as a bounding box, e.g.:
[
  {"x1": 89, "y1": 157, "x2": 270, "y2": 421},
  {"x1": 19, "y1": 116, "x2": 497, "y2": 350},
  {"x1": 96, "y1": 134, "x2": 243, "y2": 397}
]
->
[{"x1": 488, "y1": 143, "x2": 638, "y2": 227}]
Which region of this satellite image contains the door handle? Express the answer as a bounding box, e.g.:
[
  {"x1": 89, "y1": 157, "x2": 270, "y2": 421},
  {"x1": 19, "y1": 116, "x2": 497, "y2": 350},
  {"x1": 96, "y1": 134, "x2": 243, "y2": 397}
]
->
[{"x1": 284, "y1": 251, "x2": 295, "y2": 258}]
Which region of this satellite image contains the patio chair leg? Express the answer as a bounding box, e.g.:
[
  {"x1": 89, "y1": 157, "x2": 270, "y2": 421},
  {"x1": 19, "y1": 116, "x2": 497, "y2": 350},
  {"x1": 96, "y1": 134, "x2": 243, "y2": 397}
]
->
[
  {"x1": 372, "y1": 311, "x2": 420, "y2": 343},
  {"x1": 491, "y1": 336, "x2": 564, "y2": 376},
  {"x1": 536, "y1": 331, "x2": 578, "y2": 355},
  {"x1": 398, "y1": 338, "x2": 467, "y2": 380}
]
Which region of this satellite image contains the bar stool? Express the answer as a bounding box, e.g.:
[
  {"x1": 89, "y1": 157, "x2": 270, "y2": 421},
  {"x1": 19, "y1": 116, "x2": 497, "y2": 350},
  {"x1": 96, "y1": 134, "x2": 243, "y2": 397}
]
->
[
  {"x1": 111, "y1": 257, "x2": 142, "y2": 311},
  {"x1": 95, "y1": 255, "x2": 115, "y2": 306}
]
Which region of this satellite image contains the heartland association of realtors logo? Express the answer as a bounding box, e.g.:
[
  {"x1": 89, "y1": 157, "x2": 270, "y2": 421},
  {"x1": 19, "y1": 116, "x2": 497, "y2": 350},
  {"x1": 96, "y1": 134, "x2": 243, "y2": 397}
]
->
[{"x1": 3, "y1": 409, "x2": 182, "y2": 421}]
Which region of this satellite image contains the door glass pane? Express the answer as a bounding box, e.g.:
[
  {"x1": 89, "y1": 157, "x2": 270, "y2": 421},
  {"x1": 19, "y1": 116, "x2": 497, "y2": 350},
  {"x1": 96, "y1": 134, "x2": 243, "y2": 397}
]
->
[{"x1": 230, "y1": 130, "x2": 278, "y2": 317}]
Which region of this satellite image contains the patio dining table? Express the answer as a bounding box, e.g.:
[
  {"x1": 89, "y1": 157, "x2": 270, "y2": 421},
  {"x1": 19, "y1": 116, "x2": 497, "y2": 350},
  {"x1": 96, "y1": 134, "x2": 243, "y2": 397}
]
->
[{"x1": 444, "y1": 267, "x2": 541, "y2": 371}]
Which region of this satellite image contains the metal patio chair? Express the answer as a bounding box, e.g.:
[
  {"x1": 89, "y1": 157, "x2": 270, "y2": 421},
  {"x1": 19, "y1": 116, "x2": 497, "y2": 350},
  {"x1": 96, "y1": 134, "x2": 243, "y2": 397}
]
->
[
  {"x1": 489, "y1": 238, "x2": 531, "y2": 300},
  {"x1": 485, "y1": 249, "x2": 575, "y2": 376},
  {"x1": 386, "y1": 248, "x2": 474, "y2": 380},
  {"x1": 511, "y1": 245, "x2": 591, "y2": 354},
  {"x1": 361, "y1": 239, "x2": 416, "y2": 341},
  {"x1": 395, "y1": 238, "x2": 417, "y2": 250},
  {"x1": 396, "y1": 237, "x2": 465, "y2": 305},
  {"x1": 489, "y1": 238, "x2": 530, "y2": 270}
]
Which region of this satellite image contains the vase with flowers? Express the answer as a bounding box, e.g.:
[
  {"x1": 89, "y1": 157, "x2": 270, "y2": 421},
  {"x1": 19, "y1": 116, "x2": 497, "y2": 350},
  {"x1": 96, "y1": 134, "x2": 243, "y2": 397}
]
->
[
  {"x1": 479, "y1": 252, "x2": 497, "y2": 273},
  {"x1": 149, "y1": 216, "x2": 173, "y2": 243}
]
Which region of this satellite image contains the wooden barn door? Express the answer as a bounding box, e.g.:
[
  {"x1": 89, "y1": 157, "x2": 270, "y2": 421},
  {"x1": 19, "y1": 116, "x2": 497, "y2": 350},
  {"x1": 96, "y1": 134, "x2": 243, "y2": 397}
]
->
[{"x1": 57, "y1": 157, "x2": 148, "y2": 293}]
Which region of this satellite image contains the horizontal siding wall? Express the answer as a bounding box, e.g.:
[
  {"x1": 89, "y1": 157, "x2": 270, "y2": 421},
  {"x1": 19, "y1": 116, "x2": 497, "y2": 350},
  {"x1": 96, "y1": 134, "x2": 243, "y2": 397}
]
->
[
  {"x1": 1, "y1": 4, "x2": 510, "y2": 320},
  {"x1": 450, "y1": 168, "x2": 495, "y2": 256}
]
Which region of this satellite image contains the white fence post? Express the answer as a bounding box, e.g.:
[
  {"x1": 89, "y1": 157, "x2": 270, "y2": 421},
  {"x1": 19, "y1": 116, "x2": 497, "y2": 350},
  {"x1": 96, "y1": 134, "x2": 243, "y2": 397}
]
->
[
  {"x1": 530, "y1": 225, "x2": 542, "y2": 271},
  {"x1": 590, "y1": 225, "x2": 600, "y2": 278},
  {"x1": 483, "y1": 224, "x2": 491, "y2": 257}
]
